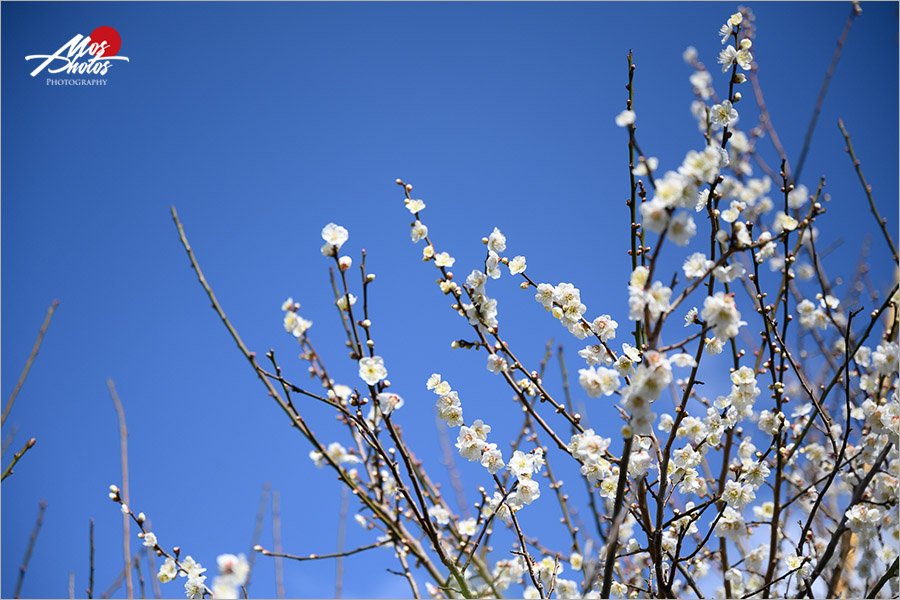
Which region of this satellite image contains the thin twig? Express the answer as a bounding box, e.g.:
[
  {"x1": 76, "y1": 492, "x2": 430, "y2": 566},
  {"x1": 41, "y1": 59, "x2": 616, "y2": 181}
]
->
[
  {"x1": 245, "y1": 482, "x2": 270, "y2": 594},
  {"x1": 108, "y1": 378, "x2": 134, "y2": 599},
  {"x1": 69, "y1": 572, "x2": 75, "y2": 599},
  {"x1": 838, "y1": 118, "x2": 898, "y2": 261},
  {"x1": 2, "y1": 438, "x2": 36, "y2": 482},
  {"x1": 793, "y1": 5, "x2": 859, "y2": 181},
  {"x1": 2, "y1": 300, "x2": 59, "y2": 426},
  {"x1": 14, "y1": 500, "x2": 48, "y2": 598},
  {"x1": 273, "y1": 490, "x2": 285, "y2": 599},
  {"x1": 88, "y1": 519, "x2": 95, "y2": 598},
  {"x1": 256, "y1": 539, "x2": 388, "y2": 562},
  {"x1": 335, "y1": 486, "x2": 349, "y2": 599},
  {"x1": 133, "y1": 556, "x2": 145, "y2": 599}
]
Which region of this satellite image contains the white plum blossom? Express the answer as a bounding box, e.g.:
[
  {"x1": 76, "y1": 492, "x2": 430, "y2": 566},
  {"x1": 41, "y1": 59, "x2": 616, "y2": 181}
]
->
[
  {"x1": 668, "y1": 212, "x2": 696, "y2": 246},
  {"x1": 481, "y1": 444, "x2": 505, "y2": 474},
  {"x1": 711, "y1": 100, "x2": 738, "y2": 128},
  {"x1": 428, "y1": 504, "x2": 450, "y2": 525},
  {"x1": 321, "y1": 223, "x2": 349, "y2": 255},
  {"x1": 702, "y1": 292, "x2": 745, "y2": 340},
  {"x1": 508, "y1": 255, "x2": 527, "y2": 275},
  {"x1": 578, "y1": 366, "x2": 620, "y2": 397},
  {"x1": 411, "y1": 221, "x2": 428, "y2": 242},
  {"x1": 486, "y1": 353, "x2": 508, "y2": 374},
  {"x1": 376, "y1": 392, "x2": 404, "y2": 416},
  {"x1": 358, "y1": 356, "x2": 388, "y2": 385},
  {"x1": 615, "y1": 110, "x2": 636, "y2": 127},
  {"x1": 487, "y1": 227, "x2": 507, "y2": 253},
  {"x1": 405, "y1": 198, "x2": 426, "y2": 214},
  {"x1": 157, "y1": 558, "x2": 178, "y2": 583},
  {"x1": 684, "y1": 252, "x2": 714, "y2": 279},
  {"x1": 434, "y1": 251, "x2": 455, "y2": 267}
]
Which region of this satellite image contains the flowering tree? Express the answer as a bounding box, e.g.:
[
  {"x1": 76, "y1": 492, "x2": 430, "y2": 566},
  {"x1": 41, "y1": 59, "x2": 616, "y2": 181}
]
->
[{"x1": 84, "y1": 6, "x2": 900, "y2": 600}]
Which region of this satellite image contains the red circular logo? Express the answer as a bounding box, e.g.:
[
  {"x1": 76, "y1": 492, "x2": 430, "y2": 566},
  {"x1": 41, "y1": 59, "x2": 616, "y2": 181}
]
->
[{"x1": 89, "y1": 26, "x2": 121, "y2": 57}]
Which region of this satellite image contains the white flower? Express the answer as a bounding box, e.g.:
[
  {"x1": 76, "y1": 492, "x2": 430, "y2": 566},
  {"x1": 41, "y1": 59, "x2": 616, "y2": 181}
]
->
[
  {"x1": 615, "y1": 110, "x2": 636, "y2": 127},
  {"x1": 212, "y1": 580, "x2": 238, "y2": 599},
  {"x1": 142, "y1": 532, "x2": 158, "y2": 548},
  {"x1": 158, "y1": 558, "x2": 178, "y2": 583},
  {"x1": 508, "y1": 255, "x2": 527, "y2": 275},
  {"x1": 672, "y1": 445, "x2": 702, "y2": 470},
  {"x1": 714, "y1": 506, "x2": 747, "y2": 539},
  {"x1": 216, "y1": 554, "x2": 250, "y2": 586},
  {"x1": 486, "y1": 250, "x2": 502, "y2": 279},
  {"x1": 873, "y1": 342, "x2": 899, "y2": 377},
  {"x1": 456, "y1": 426, "x2": 483, "y2": 462},
  {"x1": 705, "y1": 336, "x2": 725, "y2": 355},
  {"x1": 487, "y1": 227, "x2": 507, "y2": 253},
  {"x1": 722, "y1": 480, "x2": 756, "y2": 509},
  {"x1": 514, "y1": 478, "x2": 540, "y2": 504},
  {"x1": 433, "y1": 252, "x2": 455, "y2": 267},
  {"x1": 184, "y1": 575, "x2": 206, "y2": 599},
  {"x1": 336, "y1": 293, "x2": 357, "y2": 311},
  {"x1": 426, "y1": 373, "x2": 442, "y2": 390},
  {"x1": 711, "y1": 100, "x2": 738, "y2": 128},
  {"x1": 578, "y1": 366, "x2": 620, "y2": 397},
  {"x1": 774, "y1": 211, "x2": 798, "y2": 232},
  {"x1": 633, "y1": 156, "x2": 659, "y2": 176},
  {"x1": 411, "y1": 221, "x2": 428, "y2": 243},
  {"x1": 428, "y1": 504, "x2": 451, "y2": 525},
  {"x1": 668, "y1": 212, "x2": 696, "y2": 246},
  {"x1": 590, "y1": 314, "x2": 618, "y2": 342},
  {"x1": 788, "y1": 184, "x2": 809, "y2": 209},
  {"x1": 459, "y1": 518, "x2": 477, "y2": 536},
  {"x1": 683, "y1": 252, "x2": 714, "y2": 279},
  {"x1": 683, "y1": 46, "x2": 698, "y2": 63},
  {"x1": 377, "y1": 392, "x2": 404, "y2": 416},
  {"x1": 180, "y1": 557, "x2": 204, "y2": 579},
  {"x1": 736, "y1": 47, "x2": 753, "y2": 70},
  {"x1": 718, "y1": 46, "x2": 737, "y2": 72},
  {"x1": 684, "y1": 307, "x2": 698, "y2": 327},
  {"x1": 508, "y1": 450, "x2": 535, "y2": 478},
  {"x1": 358, "y1": 356, "x2": 388, "y2": 386},
  {"x1": 701, "y1": 292, "x2": 745, "y2": 340},
  {"x1": 321, "y1": 223, "x2": 349, "y2": 255},
  {"x1": 405, "y1": 198, "x2": 426, "y2": 214},
  {"x1": 481, "y1": 444, "x2": 505, "y2": 474},
  {"x1": 487, "y1": 353, "x2": 508, "y2": 374}
]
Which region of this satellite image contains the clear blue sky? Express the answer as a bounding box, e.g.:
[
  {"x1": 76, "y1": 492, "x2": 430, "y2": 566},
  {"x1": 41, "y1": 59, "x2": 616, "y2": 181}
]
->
[{"x1": 3, "y1": 2, "x2": 897, "y2": 598}]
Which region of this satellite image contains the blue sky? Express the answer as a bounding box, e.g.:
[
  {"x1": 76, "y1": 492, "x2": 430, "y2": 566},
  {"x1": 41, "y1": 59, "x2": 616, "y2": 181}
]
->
[{"x1": 2, "y1": 2, "x2": 898, "y2": 598}]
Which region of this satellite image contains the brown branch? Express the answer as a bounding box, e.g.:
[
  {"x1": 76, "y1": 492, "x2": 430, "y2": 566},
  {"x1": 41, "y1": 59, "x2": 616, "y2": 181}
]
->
[
  {"x1": 245, "y1": 482, "x2": 270, "y2": 594},
  {"x1": 14, "y1": 499, "x2": 47, "y2": 598},
  {"x1": 794, "y1": 5, "x2": 859, "y2": 181},
  {"x1": 2, "y1": 300, "x2": 59, "y2": 426},
  {"x1": 272, "y1": 489, "x2": 285, "y2": 599},
  {"x1": 601, "y1": 435, "x2": 633, "y2": 599},
  {"x1": 838, "y1": 119, "x2": 898, "y2": 261},
  {"x1": 108, "y1": 379, "x2": 134, "y2": 599},
  {"x1": 867, "y1": 557, "x2": 898, "y2": 599},
  {"x1": 2, "y1": 437, "x2": 36, "y2": 482},
  {"x1": 335, "y1": 486, "x2": 349, "y2": 599},
  {"x1": 256, "y1": 539, "x2": 388, "y2": 562},
  {"x1": 88, "y1": 518, "x2": 95, "y2": 598}
]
